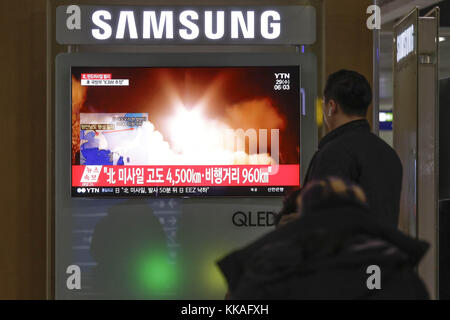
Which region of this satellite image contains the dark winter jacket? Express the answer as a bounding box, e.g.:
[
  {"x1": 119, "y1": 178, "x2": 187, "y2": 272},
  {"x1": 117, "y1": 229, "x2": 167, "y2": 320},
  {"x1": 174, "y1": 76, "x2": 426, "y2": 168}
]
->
[
  {"x1": 217, "y1": 204, "x2": 429, "y2": 300},
  {"x1": 304, "y1": 120, "x2": 402, "y2": 228}
]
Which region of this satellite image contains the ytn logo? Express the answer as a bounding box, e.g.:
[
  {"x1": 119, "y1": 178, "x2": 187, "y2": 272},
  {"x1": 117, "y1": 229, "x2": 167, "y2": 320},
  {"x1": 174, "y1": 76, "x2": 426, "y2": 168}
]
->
[{"x1": 275, "y1": 73, "x2": 290, "y2": 79}]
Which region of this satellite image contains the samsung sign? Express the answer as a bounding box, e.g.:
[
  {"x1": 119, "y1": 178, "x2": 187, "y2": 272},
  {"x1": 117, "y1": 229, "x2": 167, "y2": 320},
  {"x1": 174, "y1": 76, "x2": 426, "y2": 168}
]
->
[{"x1": 56, "y1": 5, "x2": 316, "y2": 45}]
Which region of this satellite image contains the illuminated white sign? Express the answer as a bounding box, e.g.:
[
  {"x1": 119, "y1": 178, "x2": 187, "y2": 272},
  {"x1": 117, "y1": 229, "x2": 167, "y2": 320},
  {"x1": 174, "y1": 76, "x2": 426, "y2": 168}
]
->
[
  {"x1": 396, "y1": 25, "x2": 415, "y2": 62},
  {"x1": 379, "y1": 111, "x2": 393, "y2": 122},
  {"x1": 56, "y1": 5, "x2": 317, "y2": 45},
  {"x1": 91, "y1": 10, "x2": 281, "y2": 41}
]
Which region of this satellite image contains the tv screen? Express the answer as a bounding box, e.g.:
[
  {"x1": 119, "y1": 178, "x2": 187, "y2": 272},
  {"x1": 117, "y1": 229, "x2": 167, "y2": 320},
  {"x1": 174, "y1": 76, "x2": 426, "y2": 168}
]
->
[{"x1": 71, "y1": 66, "x2": 300, "y2": 197}]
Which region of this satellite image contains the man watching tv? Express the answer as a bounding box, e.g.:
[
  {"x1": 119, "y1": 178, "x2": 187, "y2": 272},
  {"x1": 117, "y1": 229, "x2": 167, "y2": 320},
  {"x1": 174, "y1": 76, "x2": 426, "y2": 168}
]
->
[{"x1": 304, "y1": 69, "x2": 402, "y2": 228}]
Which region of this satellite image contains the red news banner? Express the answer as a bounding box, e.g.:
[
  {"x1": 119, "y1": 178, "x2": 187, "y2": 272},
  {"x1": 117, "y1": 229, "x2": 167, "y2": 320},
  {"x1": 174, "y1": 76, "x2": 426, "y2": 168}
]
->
[
  {"x1": 81, "y1": 73, "x2": 112, "y2": 80},
  {"x1": 80, "y1": 73, "x2": 129, "y2": 86},
  {"x1": 72, "y1": 165, "x2": 299, "y2": 187}
]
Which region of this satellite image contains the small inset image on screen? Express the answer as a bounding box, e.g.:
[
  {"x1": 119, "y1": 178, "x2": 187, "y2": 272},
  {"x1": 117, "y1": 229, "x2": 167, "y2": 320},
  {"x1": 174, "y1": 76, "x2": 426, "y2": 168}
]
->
[{"x1": 71, "y1": 66, "x2": 300, "y2": 197}]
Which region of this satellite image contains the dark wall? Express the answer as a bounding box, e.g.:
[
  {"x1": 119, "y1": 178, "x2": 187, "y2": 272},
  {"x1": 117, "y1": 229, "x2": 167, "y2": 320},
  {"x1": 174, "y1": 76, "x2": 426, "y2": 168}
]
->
[
  {"x1": 440, "y1": 78, "x2": 450, "y2": 299},
  {"x1": 440, "y1": 78, "x2": 450, "y2": 199},
  {"x1": 0, "y1": 0, "x2": 47, "y2": 299},
  {"x1": 325, "y1": 0, "x2": 373, "y2": 128},
  {"x1": 422, "y1": 0, "x2": 450, "y2": 27}
]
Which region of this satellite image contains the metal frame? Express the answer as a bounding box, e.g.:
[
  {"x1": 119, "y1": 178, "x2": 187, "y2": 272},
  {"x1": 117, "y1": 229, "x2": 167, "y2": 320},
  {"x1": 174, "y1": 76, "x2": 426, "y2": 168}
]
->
[
  {"x1": 417, "y1": 6, "x2": 440, "y2": 300},
  {"x1": 393, "y1": 6, "x2": 440, "y2": 299},
  {"x1": 373, "y1": 0, "x2": 380, "y2": 135}
]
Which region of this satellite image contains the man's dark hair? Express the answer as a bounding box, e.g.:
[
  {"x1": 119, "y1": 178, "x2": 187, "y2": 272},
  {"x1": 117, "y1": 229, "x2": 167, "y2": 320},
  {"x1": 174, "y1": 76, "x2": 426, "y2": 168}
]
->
[{"x1": 324, "y1": 70, "x2": 372, "y2": 117}]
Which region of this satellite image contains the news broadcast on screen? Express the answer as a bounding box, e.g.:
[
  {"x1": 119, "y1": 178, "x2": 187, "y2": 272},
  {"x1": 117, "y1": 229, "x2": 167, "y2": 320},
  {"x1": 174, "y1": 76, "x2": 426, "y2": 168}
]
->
[{"x1": 71, "y1": 66, "x2": 301, "y2": 197}]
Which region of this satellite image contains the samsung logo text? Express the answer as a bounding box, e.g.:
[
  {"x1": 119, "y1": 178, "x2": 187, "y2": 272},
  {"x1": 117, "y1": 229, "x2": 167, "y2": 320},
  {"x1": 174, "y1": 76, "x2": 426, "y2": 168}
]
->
[{"x1": 90, "y1": 9, "x2": 281, "y2": 41}]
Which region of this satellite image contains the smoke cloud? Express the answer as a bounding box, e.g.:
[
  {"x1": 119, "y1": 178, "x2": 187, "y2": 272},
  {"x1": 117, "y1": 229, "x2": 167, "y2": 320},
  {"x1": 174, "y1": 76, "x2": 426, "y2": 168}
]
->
[{"x1": 224, "y1": 98, "x2": 285, "y2": 131}]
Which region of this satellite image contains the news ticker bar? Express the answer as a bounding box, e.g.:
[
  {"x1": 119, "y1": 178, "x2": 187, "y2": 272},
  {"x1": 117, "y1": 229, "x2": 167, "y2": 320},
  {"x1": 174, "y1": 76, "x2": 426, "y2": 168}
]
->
[{"x1": 72, "y1": 185, "x2": 296, "y2": 197}]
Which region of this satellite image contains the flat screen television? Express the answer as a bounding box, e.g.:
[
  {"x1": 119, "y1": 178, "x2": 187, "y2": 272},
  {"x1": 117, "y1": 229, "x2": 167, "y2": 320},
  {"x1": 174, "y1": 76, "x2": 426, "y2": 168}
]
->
[{"x1": 71, "y1": 66, "x2": 300, "y2": 197}]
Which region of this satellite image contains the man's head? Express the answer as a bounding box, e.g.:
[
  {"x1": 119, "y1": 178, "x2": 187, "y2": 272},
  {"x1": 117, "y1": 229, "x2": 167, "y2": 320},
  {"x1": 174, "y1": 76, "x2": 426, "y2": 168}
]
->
[{"x1": 323, "y1": 70, "x2": 372, "y2": 131}]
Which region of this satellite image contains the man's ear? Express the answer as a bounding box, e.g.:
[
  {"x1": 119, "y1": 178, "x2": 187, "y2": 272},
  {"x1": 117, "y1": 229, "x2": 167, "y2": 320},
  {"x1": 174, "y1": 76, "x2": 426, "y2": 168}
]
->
[{"x1": 328, "y1": 99, "x2": 338, "y2": 115}]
